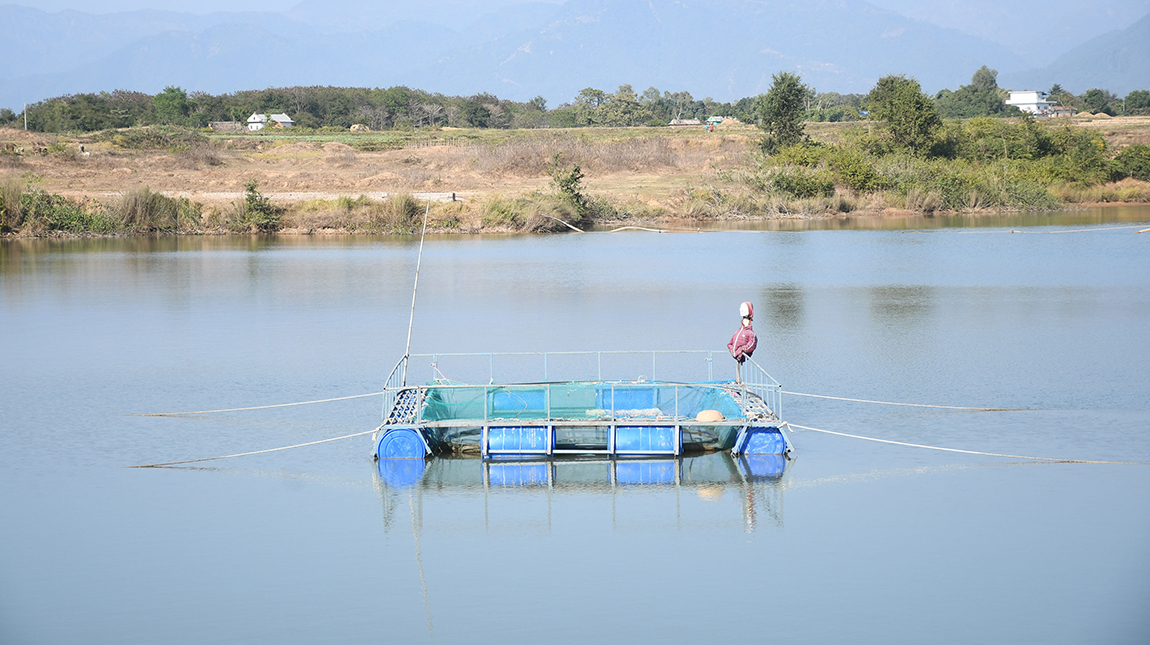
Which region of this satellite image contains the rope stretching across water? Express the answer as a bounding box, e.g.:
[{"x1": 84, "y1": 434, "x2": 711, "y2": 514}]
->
[
  {"x1": 123, "y1": 387, "x2": 1137, "y2": 467},
  {"x1": 786, "y1": 423, "x2": 1149, "y2": 466},
  {"x1": 125, "y1": 391, "x2": 385, "y2": 417},
  {"x1": 128, "y1": 387, "x2": 1023, "y2": 417},
  {"x1": 126, "y1": 429, "x2": 378, "y2": 468},
  {"x1": 781, "y1": 390, "x2": 1029, "y2": 411}
]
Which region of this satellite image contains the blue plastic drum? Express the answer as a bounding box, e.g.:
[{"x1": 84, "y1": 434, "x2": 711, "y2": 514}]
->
[{"x1": 375, "y1": 427, "x2": 428, "y2": 460}]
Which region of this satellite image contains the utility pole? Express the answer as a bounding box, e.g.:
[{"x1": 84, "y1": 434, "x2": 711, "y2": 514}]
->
[{"x1": 24, "y1": 103, "x2": 27, "y2": 130}]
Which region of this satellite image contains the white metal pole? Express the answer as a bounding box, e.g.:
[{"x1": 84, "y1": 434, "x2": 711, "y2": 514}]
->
[{"x1": 401, "y1": 200, "x2": 431, "y2": 386}]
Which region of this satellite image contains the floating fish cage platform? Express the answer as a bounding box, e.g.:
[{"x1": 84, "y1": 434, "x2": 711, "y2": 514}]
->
[{"x1": 373, "y1": 351, "x2": 792, "y2": 460}]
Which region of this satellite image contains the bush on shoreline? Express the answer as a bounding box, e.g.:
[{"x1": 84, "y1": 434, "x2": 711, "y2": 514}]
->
[
  {"x1": 724, "y1": 116, "x2": 1144, "y2": 214},
  {"x1": 0, "y1": 180, "x2": 204, "y2": 235}
]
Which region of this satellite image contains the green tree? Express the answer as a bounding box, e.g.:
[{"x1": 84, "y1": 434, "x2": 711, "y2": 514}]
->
[
  {"x1": 865, "y1": 75, "x2": 942, "y2": 155},
  {"x1": 1047, "y1": 83, "x2": 1078, "y2": 110},
  {"x1": 240, "y1": 179, "x2": 281, "y2": 232},
  {"x1": 663, "y1": 90, "x2": 695, "y2": 120},
  {"x1": 461, "y1": 100, "x2": 490, "y2": 127},
  {"x1": 1082, "y1": 88, "x2": 1117, "y2": 115},
  {"x1": 153, "y1": 86, "x2": 189, "y2": 125},
  {"x1": 575, "y1": 88, "x2": 608, "y2": 109},
  {"x1": 599, "y1": 84, "x2": 646, "y2": 126},
  {"x1": 1126, "y1": 90, "x2": 1150, "y2": 114},
  {"x1": 934, "y1": 66, "x2": 1018, "y2": 118},
  {"x1": 756, "y1": 72, "x2": 810, "y2": 154}
]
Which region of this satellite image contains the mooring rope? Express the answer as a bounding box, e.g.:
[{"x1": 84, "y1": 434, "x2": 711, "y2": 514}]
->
[
  {"x1": 943, "y1": 224, "x2": 1148, "y2": 235},
  {"x1": 608, "y1": 226, "x2": 701, "y2": 233},
  {"x1": 125, "y1": 391, "x2": 384, "y2": 417},
  {"x1": 126, "y1": 429, "x2": 378, "y2": 468},
  {"x1": 133, "y1": 387, "x2": 1025, "y2": 417},
  {"x1": 1042, "y1": 225, "x2": 1146, "y2": 234},
  {"x1": 781, "y1": 390, "x2": 1029, "y2": 411},
  {"x1": 785, "y1": 423, "x2": 1149, "y2": 465},
  {"x1": 544, "y1": 215, "x2": 584, "y2": 232}
]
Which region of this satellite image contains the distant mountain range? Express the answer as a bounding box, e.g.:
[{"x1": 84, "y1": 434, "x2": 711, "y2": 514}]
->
[
  {"x1": 864, "y1": 0, "x2": 1150, "y2": 67},
  {"x1": 0, "y1": 0, "x2": 1146, "y2": 111},
  {"x1": 999, "y1": 12, "x2": 1150, "y2": 95}
]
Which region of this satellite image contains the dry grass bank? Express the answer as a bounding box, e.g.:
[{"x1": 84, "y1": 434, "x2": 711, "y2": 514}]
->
[{"x1": 2, "y1": 117, "x2": 1149, "y2": 236}]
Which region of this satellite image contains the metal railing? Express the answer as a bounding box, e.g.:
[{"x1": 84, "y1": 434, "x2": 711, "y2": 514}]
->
[
  {"x1": 742, "y1": 355, "x2": 782, "y2": 420},
  {"x1": 380, "y1": 355, "x2": 408, "y2": 421},
  {"x1": 381, "y1": 350, "x2": 782, "y2": 426},
  {"x1": 409, "y1": 350, "x2": 750, "y2": 383}
]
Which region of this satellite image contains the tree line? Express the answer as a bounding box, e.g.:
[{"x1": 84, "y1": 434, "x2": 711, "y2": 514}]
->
[
  {"x1": 1, "y1": 69, "x2": 1147, "y2": 133},
  {"x1": 752, "y1": 70, "x2": 1149, "y2": 211}
]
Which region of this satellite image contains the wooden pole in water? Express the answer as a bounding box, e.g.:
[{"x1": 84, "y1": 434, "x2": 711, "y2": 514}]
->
[{"x1": 401, "y1": 200, "x2": 431, "y2": 386}]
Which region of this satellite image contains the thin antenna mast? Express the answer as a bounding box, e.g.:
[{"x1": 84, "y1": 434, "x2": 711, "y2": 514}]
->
[{"x1": 401, "y1": 200, "x2": 431, "y2": 386}]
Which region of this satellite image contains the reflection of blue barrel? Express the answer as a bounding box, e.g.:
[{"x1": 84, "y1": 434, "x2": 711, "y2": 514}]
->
[
  {"x1": 376, "y1": 456, "x2": 427, "y2": 488},
  {"x1": 739, "y1": 454, "x2": 786, "y2": 480},
  {"x1": 488, "y1": 462, "x2": 549, "y2": 486},
  {"x1": 615, "y1": 460, "x2": 676, "y2": 485},
  {"x1": 375, "y1": 427, "x2": 429, "y2": 460}
]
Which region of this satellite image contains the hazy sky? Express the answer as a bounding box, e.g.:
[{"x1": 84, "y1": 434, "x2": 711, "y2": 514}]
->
[
  {"x1": 12, "y1": 0, "x2": 285, "y2": 11},
  {"x1": 11, "y1": 0, "x2": 560, "y2": 14}
]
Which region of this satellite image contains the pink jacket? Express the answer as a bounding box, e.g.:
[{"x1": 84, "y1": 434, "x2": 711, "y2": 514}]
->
[{"x1": 728, "y1": 323, "x2": 757, "y2": 361}]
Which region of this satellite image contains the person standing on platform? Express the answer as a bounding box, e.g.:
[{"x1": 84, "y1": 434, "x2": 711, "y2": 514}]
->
[{"x1": 727, "y1": 301, "x2": 757, "y2": 383}]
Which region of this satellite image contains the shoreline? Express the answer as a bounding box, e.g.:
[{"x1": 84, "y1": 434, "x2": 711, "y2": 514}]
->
[{"x1": 4, "y1": 200, "x2": 1147, "y2": 240}]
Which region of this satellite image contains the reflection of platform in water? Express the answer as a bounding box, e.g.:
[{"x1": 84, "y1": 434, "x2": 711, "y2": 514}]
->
[{"x1": 374, "y1": 451, "x2": 791, "y2": 533}]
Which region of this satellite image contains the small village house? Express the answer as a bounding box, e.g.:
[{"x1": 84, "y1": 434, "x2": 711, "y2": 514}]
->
[
  {"x1": 1005, "y1": 90, "x2": 1055, "y2": 116},
  {"x1": 246, "y1": 113, "x2": 295, "y2": 131},
  {"x1": 246, "y1": 113, "x2": 268, "y2": 131}
]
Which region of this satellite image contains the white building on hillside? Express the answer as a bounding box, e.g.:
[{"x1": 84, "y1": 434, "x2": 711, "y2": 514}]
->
[
  {"x1": 246, "y1": 113, "x2": 295, "y2": 131},
  {"x1": 1006, "y1": 90, "x2": 1055, "y2": 116},
  {"x1": 247, "y1": 113, "x2": 269, "y2": 131}
]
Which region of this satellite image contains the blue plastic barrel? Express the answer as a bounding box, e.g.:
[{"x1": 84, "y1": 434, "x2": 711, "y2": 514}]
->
[
  {"x1": 733, "y1": 426, "x2": 787, "y2": 455},
  {"x1": 376, "y1": 427, "x2": 428, "y2": 460},
  {"x1": 488, "y1": 426, "x2": 549, "y2": 452},
  {"x1": 615, "y1": 426, "x2": 676, "y2": 452}
]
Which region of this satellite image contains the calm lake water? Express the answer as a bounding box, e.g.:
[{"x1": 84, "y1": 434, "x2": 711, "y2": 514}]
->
[{"x1": 2, "y1": 207, "x2": 1149, "y2": 644}]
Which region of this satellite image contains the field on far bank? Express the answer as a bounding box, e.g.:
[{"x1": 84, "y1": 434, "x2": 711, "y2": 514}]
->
[
  {"x1": 1, "y1": 123, "x2": 754, "y2": 204},
  {"x1": 2, "y1": 116, "x2": 1149, "y2": 236}
]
